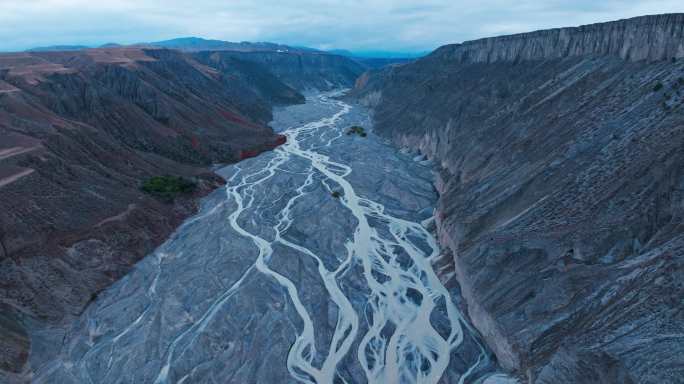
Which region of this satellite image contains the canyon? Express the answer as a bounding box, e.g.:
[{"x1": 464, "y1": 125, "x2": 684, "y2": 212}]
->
[
  {"x1": 1, "y1": 12, "x2": 683, "y2": 384},
  {"x1": 25, "y1": 92, "x2": 511, "y2": 384}
]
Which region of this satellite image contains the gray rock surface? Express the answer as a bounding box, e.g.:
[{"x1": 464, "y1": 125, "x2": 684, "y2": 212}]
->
[
  {"x1": 433, "y1": 14, "x2": 684, "y2": 64},
  {"x1": 354, "y1": 14, "x2": 684, "y2": 384},
  {"x1": 199, "y1": 51, "x2": 367, "y2": 91}
]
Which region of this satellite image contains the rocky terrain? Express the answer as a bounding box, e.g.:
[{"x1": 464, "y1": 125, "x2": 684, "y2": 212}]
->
[
  {"x1": 0, "y1": 46, "x2": 313, "y2": 378},
  {"x1": 201, "y1": 50, "x2": 366, "y2": 91},
  {"x1": 4, "y1": 12, "x2": 684, "y2": 384},
  {"x1": 354, "y1": 13, "x2": 684, "y2": 384}
]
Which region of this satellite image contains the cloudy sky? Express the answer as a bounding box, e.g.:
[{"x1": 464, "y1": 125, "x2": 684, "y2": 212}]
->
[{"x1": 1, "y1": 0, "x2": 682, "y2": 53}]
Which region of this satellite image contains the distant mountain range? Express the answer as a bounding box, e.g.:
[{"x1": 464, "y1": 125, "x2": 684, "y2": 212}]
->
[
  {"x1": 24, "y1": 37, "x2": 426, "y2": 60},
  {"x1": 26, "y1": 44, "x2": 90, "y2": 52},
  {"x1": 144, "y1": 37, "x2": 320, "y2": 53}
]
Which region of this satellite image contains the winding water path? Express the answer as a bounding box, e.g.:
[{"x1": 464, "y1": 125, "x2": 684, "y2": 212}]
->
[{"x1": 32, "y1": 92, "x2": 506, "y2": 383}]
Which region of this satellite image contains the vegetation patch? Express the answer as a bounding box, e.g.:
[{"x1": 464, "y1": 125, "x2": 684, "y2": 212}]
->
[
  {"x1": 653, "y1": 82, "x2": 664, "y2": 92},
  {"x1": 331, "y1": 191, "x2": 342, "y2": 199},
  {"x1": 141, "y1": 175, "x2": 196, "y2": 202},
  {"x1": 347, "y1": 125, "x2": 367, "y2": 137}
]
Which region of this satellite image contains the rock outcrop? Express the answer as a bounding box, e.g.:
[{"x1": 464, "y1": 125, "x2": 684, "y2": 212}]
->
[
  {"x1": 0, "y1": 47, "x2": 302, "y2": 377},
  {"x1": 355, "y1": 14, "x2": 684, "y2": 383},
  {"x1": 433, "y1": 13, "x2": 684, "y2": 64}
]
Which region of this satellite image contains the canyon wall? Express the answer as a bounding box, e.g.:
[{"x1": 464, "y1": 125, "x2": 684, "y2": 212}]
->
[
  {"x1": 200, "y1": 50, "x2": 367, "y2": 90},
  {"x1": 355, "y1": 14, "x2": 684, "y2": 383},
  {"x1": 0, "y1": 47, "x2": 305, "y2": 378},
  {"x1": 433, "y1": 13, "x2": 684, "y2": 64}
]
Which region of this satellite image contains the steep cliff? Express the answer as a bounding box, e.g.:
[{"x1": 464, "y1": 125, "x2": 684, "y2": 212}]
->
[
  {"x1": 201, "y1": 50, "x2": 367, "y2": 90},
  {"x1": 0, "y1": 47, "x2": 301, "y2": 378},
  {"x1": 433, "y1": 13, "x2": 684, "y2": 64},
  {"x1": 355, "y1": 14, "x2": 684, "y2": 383}
]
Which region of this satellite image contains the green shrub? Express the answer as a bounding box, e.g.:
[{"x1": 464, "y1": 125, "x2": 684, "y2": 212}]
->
[
  {"x1": 331, "y1": 191, "x2": 341, "y2": 198},
  {"x1": 653, "y1": 82, "x2": 664, "y2": 92},
  {"x1": 347, "y1": 125, "x2": 367, "y2": 137},
  {"x1": 141, "y1": 175, "x2": 196, "y2": 202}
]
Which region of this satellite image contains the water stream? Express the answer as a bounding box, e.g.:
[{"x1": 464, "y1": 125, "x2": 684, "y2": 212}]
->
[{"x1": 32, "y1": 91, "x2": 507, "y2": 384}]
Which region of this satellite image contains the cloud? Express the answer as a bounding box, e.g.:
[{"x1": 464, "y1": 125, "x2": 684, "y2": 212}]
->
[{"x1": 0, "y1": 0, "x2": 682, "y2": 52}]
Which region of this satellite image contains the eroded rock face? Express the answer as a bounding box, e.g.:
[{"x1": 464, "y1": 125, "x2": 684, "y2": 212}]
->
[
  {"x1": 191, "y1": 51, "x2": 306, "y2": 106},
  {"x1": 0, "y1": 309, "x2": 29, "y2": 375},
  {"x1": 355, "y1": 14, "x2": 684, "y2": 383},
  {"x1": 0, "y1": 47, "x2": 305, "y2": 376},
  {"x1": 199, "y1": 51, "x2": 367, "y2": 90},
  {"x1": 432, "y1": 13, "x2": 684, "y2": 64}
]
